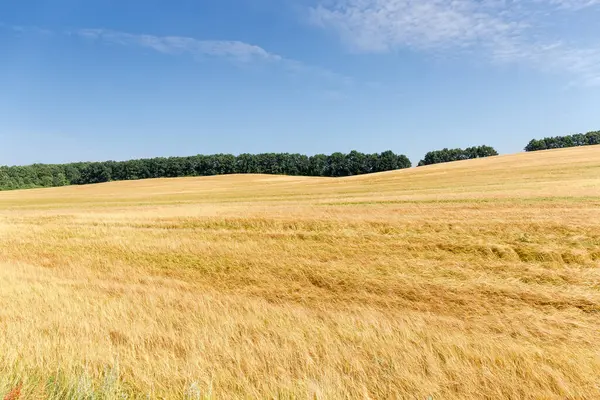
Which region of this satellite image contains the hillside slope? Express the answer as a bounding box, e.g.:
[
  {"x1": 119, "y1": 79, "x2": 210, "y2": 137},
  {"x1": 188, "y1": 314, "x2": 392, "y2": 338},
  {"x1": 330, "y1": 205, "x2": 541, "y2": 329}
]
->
[
  {"x1": 1, "y1": 145, "x2": 598, "y2": 207},
  {"x1": 0, "y1": 146, "x2": 599, "y2": 399}
]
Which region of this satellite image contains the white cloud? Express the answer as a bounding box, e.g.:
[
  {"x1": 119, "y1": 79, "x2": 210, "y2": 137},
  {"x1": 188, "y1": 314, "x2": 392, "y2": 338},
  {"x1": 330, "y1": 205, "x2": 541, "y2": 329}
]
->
[
  {"x1": 492, "y1": 39, "x2": 600, "y2": 86},
  {"x1": 0, "y1": 23, "x2": 53, "y2": 36},
  {"x1": 310, "y1": 0, "x2": 524, "y2": 53},
  {"x1": 77, "y1": 29, "x2": 282, "y2": 63},
  {"x1": 74, "y1": 28, "x2": 352, "y2": 87},
  {"x1": 310, "y1": 0, "x2": 600, "y2": 85},
  {"x1": 545, "y1": 0, "x2": 600, "y2": 10}
]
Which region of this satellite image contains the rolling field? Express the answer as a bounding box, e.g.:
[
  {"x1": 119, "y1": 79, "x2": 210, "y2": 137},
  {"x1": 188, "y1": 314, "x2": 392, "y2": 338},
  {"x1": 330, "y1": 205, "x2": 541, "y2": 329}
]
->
[{"x1": 1, "y1": 146, "x2": 600, "y2": 399}]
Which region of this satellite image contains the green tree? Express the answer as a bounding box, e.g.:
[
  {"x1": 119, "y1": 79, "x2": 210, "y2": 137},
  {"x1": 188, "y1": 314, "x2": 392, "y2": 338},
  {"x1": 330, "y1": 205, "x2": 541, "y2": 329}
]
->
[
  {"x1": 525, "y1": 130, "x2": 600, "y2": 151},
  {"x1": 419, "y1": 146, "x2": 498, "y2": 166},
  {"x1": 0, "y1": 150, "x2": 413, "y2": 191}
]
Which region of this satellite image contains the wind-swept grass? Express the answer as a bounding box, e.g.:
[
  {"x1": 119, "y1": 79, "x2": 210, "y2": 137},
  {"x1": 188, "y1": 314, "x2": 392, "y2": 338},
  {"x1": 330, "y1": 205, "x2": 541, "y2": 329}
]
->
[{"x1": 0, "y1": 146, "x2": 599, "y2": 399}]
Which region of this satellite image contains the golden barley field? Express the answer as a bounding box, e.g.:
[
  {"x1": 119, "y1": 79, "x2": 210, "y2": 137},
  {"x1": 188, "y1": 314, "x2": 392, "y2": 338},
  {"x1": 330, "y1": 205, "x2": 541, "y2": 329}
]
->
[{"x1": 1, "y1": 146, "x2": 599, "y2": 399}]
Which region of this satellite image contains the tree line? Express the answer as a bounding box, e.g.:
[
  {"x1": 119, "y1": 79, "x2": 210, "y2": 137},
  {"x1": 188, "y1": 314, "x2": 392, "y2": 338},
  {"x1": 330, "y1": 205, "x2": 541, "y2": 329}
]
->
[
  {"x1": 0, "y1": 151, "x2": 411, "y2": 191},
  {"x1": 417, "y1": 146, "x2": 499, "y2": 166},
  {"x1": 524, "y1": 130, "x2": 600, "y2": 152},
  {"x1": 4, "y1": 127, "x2": 596, "y2": 192}
]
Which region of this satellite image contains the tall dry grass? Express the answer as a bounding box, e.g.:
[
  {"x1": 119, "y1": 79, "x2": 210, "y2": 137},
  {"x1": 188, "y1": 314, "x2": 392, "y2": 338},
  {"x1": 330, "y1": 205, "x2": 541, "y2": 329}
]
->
[{"x1": 0, "y1": 146, "x2": 599, "y2": 399}]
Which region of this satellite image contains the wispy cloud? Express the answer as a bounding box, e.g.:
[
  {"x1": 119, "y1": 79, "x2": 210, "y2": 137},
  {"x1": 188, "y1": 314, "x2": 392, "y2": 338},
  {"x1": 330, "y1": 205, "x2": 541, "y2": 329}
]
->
[
  {"x1": 76, "y1": 29, "x2": 283, "y2": 63},
  {"x1": 545, "y1": 0, "x2": 600, "y2": 10},
  {"x1": 1, "y1": 22, "x2": 356, "y2": 94},
  {"x1": 73, "y1": 28, "x2": 353, "y2": 88},
  {"x1": 0, "y1": 22, "x2": 53, "y2": 36},
  {"x1": 310, "y1": 0, "x2": 600, "y2": 85},
  {"x1": 492, "y1": 39, "x2": 600, "y2": 86},
  {"x1": 311, "y1": 0, "x2": 524, "y2": 53}
]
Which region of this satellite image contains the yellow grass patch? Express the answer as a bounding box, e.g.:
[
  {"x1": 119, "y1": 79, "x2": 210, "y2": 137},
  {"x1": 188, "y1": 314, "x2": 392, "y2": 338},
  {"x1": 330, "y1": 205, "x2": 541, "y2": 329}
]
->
[{"x1": 1, "y1": 146, "x2": 599, "y2": 399}]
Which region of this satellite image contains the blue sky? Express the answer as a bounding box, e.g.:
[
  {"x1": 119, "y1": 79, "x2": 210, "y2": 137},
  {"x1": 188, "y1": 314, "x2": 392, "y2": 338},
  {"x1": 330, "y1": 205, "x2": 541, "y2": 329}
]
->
[{"x1": 1, "y1": 0, "x2": 599, "y2": 166}]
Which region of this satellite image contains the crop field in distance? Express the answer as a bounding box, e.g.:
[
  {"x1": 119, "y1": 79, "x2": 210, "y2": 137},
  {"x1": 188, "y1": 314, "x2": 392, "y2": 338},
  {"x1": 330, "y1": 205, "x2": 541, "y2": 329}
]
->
[{"x1": 0, "y1": 145, "x2": 599, "y2": 399}]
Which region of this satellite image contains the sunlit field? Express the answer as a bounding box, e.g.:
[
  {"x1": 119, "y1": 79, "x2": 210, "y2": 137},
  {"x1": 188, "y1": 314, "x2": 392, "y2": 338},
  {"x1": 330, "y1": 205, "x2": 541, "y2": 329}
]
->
[{"x1": 1, "y1": 146, "x2": 599, "y2": 399}]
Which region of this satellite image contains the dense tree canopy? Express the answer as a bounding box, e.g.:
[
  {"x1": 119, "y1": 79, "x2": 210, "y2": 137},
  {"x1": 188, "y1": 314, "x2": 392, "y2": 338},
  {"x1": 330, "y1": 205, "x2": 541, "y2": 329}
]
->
[
  {"x1": 417, "y1": 146, "x2": 498, "y2": 166},
  {"x1": 0, "y1": 151, "x2": 412, "y2": 191},
  {"x1": 524, "y1": 131, "x2": 600, "y2": 152}
]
